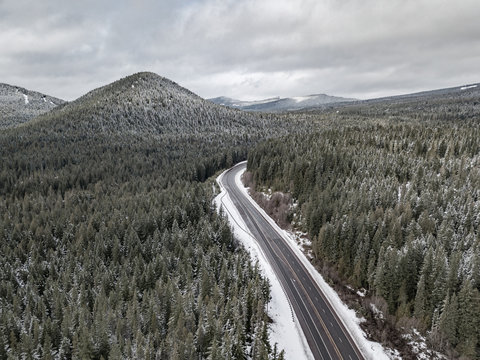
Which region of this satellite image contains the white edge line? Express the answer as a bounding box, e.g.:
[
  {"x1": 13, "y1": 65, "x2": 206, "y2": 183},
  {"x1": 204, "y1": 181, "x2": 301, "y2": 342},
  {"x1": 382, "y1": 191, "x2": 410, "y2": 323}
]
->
[
  {"x1": 214, "y1": 163, "x2": 315, "y2": 360},
  {"x1": 233, "y1": 164, "x2": 391, "y2": 360}
]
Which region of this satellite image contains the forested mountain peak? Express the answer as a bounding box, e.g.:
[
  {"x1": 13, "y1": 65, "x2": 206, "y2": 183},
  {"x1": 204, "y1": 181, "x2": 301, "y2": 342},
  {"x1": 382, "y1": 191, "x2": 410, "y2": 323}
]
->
[
  {"x1": 0, "y1": 71, "x2": 301, "y2": 197},
  {"x1": 29, "y1": 71, "x2": 265, "y2": 137},
  {"x1": 0, "y1": 83, "x2": 65, "y2": 129},
  {"x1": 78, "y1": 71, "x2": 200, "y2": 104}
]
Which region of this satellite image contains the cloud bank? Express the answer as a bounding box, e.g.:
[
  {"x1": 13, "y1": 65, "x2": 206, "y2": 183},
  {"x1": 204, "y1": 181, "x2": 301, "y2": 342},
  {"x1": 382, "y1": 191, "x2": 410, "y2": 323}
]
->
[{"x1": 1, "y1": 0, "x2": 479, "y2": 100}]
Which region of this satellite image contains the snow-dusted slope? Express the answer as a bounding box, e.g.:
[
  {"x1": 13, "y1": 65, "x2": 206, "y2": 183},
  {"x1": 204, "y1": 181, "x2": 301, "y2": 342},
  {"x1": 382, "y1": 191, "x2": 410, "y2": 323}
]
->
[
  {"x1": 30, "y1": 72, "x2": 282, "y2": 139},
  {"x1": 208, "y1": 96, "x2": 280, "y2": 108},
  {"x1": 209, "y1": 93, "x2": 355, "y2": 112},
  {"x1": 0, "y1": 83, "x2": 65, "y2": 128}
]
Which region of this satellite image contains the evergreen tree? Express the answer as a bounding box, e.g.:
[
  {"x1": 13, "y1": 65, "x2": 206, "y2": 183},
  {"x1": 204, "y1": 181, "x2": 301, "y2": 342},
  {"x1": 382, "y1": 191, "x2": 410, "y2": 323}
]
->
[
  {"x1": 457, "y1": 280, "x2": 479, "y2": 357},
  {"x1": 438, "y1": 293, "x2": 458, "y2": 348}
]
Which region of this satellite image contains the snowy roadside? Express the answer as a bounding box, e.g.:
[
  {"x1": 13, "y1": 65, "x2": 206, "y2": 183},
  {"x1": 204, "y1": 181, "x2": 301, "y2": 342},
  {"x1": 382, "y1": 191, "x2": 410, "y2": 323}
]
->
[
  {"x1": 221, "y1": 163, "x2": 397, "y2": 360},
  {"x1": 214, "y1": 163, "x2": 315, "y2": 360}
]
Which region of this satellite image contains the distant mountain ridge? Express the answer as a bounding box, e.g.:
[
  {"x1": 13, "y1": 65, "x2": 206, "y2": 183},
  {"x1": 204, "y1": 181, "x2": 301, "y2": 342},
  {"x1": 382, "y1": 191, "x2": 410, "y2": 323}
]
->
[
  {"x1": 314, "y1": 82, "x2": 480, "y2": 119},
  {"x1": 209, "y1": 93, "x2": 355, "y2": 112},
  {"x1": 358, "y1": 83, "x2": 480, "y2": 105},
  {"x1": 0, "y1": 83, "x2": 65, "y2": 128},
  {"x1": 209, "y1": 96, "x2": 281, "y2": 108}
]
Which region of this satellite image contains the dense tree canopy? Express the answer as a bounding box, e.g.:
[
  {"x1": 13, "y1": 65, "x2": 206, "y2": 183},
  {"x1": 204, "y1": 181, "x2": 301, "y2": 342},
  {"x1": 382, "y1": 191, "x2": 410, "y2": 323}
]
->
[
  {"x1": 3, "y1": 72, "x2": 479, "y2": 358},
  {"x1": 248, "y1": 117, "x2": 480, "y2": 358},
  {"x1": 0, "y1": 72, "x2": 308, "y2": 359}
]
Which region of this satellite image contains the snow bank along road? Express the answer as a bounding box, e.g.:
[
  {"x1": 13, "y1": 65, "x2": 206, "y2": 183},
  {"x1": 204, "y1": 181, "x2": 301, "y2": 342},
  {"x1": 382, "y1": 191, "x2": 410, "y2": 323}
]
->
[{"x1": 221, "y1": 162, "x2": 364, "y2": 360}]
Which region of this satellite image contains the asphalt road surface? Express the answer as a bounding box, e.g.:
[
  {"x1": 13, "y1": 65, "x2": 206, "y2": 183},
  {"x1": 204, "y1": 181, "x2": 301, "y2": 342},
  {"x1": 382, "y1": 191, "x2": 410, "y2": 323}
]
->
[{"x1": 221, "y1": 162, "x2": 364, "y2": 360}]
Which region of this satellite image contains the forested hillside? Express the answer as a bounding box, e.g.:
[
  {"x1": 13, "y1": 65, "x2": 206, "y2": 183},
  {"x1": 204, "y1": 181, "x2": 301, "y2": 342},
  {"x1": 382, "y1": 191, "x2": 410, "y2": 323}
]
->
[
  {"x1": 0, "y1": 72, "x2": 308, "y2": 359},
  {"x1": 0, "y1": 83, "x2": 65, "y2": 129},
  {"x1": 247, "y1": 115, "x2": 480, "y2": 357}
]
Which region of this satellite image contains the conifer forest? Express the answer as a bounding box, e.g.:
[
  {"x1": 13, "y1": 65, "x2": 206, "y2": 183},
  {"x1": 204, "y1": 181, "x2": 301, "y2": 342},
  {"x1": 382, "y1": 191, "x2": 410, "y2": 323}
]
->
[
  {"x1": 1, "y1": 72, "x2": 480, "y2": 359},
  {"x1": 0, "y1": 73, "x2": 306, "y2": 359},
  {"x1": 247, "y1": 94, "x2": 480, "y2": 358}
]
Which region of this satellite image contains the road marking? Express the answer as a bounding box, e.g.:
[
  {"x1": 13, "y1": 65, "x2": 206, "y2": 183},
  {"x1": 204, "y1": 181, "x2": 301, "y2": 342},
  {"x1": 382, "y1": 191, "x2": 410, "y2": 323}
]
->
[
  {"x1": 223, "y1": 164, "x2": 364, "y2": 360},
  {"x1": 290, "y1": 279, "x2": 334, "y2": 359}
]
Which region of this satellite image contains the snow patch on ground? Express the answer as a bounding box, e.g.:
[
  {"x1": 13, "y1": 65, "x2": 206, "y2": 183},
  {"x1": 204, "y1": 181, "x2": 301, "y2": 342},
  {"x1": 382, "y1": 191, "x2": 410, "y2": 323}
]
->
[
  {"x1": 403, "y1": 329, "x2": 445, "y2": 359},
  {"x1": 242, "y1": 97, "x2": 280, "y2": 106},
  {"x1": 214, "y1": 164, "x2": 314, "y2": 360},
  {"x1": 294, "y1": 231, "x2": 311, "y2": 253},
  {"x1": 460, "y1": 84, "x2": 477, "y2": 90},
  {"x1": 384, "y1": 348, "x2": 402, "y2": 360},
  {"x1": 292, "y1": 96, "x2": 310, "y2": 103},
  {"x1": 230, "y1": 165, "x2": 394, "y2": 360},
  {"x1": 370, "y1": 304, "x2": 384, "y2": 320},
  {"x1": 22, "y1": 93, "x2": 29, "y2": 104},
  {"x1": 357, "y1": 288, "x2": 367, "y2": 297}
]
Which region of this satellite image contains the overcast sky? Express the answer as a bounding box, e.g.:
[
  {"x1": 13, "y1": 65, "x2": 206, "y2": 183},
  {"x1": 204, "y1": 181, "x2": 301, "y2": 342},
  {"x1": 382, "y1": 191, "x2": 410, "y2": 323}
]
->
[{"x1": 1, "y1": 0, "x2": 479, "y2": 101}]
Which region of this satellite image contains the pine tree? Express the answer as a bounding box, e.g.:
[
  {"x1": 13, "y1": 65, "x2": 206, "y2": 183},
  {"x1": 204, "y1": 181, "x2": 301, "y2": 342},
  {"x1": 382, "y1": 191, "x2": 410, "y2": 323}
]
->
[
  {"x1": 73, "y1": 325, "x2": 93, "y2": 359},
  {"x1": 0, "y1": 332, "x2": 7, "y2": 360},
  {"x1": 221, "y1": 330, "x2": 234, "y2": 359},
  {"x1": 57, "y1": 336, "x2": 72, "y2": 360},
  {"x1": 438, "y1": 292, "x2": 458, "y2": 348},
  {"x1": 109, "y1": 342, "x2": 122, "y2": 359},
  {"x1": 207, "y1": 336, "x2": 222, "y2": 360},
  {"x1": 456, "y1": 280, "x2": 479, "y2": 357},
  {"x1": 43, "y1": 333, "x2": 53, "y2": 360},
  {"x1": 431, "y1": 246, "x2": 448, "y2": 312},
  {"x1": 414, "y1": 274, "x2": 427, "y2": 326}
]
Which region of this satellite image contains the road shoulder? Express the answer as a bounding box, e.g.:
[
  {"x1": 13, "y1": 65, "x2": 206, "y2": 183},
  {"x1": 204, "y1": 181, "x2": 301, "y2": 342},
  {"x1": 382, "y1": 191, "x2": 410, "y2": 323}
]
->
[{"x1": 231, "y1": 163, "x2": 393, "y2": 360}]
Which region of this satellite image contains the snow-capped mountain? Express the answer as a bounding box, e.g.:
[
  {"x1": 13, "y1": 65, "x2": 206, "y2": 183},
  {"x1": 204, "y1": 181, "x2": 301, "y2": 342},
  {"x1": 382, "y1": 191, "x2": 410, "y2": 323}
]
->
[{"x1": 209, "y1": 93, "x2": 355, "y2": 112}]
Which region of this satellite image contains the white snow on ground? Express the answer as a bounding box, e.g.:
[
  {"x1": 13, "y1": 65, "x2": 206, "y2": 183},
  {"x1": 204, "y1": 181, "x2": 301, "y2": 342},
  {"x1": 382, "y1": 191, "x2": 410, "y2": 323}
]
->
[
  {"x1": 357, "y1": 289, "x2": 367, "y2": 297},
  {"x1": 227, "y1": 164, "x2": 395, "y2": 360},
  {"x1": 370, "y1": 304, "x2": 384, "y2": 320},
  {"x1": 241, "y1": 97, "x2": 280, "y2": 106},
  {"x1": 214, "y1": 164, "x2": 314, "y2": 360},
  {"x1": 294, "y1": 231, "x2": 312, "y2": 257},
  {"x1": 292, "y1": 96, "x2": 310, "y2": 103},
  {"x1": 403, "y1": 329, "x2": 445, "y2": 360},
  {"x1": 385, "y1": 348, "x2": 402, "y2": 359},
  {"x1": 22, "y1": 93, "x2": 29, "y2": 104},
  {"x1": 460, "y1": 84, "x2": 477, "y2": 90}
]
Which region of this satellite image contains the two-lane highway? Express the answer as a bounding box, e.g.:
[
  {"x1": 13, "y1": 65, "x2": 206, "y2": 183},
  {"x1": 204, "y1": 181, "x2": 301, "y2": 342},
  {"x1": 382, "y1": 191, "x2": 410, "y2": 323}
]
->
[{"x1": 221, "y1": 162, "x2": 364, "y2": 360}]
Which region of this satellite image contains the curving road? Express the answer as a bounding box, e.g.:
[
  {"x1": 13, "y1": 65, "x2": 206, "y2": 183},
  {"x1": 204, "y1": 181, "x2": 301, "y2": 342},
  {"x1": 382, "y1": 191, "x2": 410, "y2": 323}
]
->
[{"x1": 221, "y1": 162, "x2": 364, "y2": 360}]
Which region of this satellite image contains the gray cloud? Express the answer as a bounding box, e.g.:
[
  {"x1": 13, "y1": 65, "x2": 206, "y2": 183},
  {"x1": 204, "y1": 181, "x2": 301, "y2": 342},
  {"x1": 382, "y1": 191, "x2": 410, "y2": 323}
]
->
[{"x1": 1, "y1": 0, "x2": 479, "y2": 101}]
